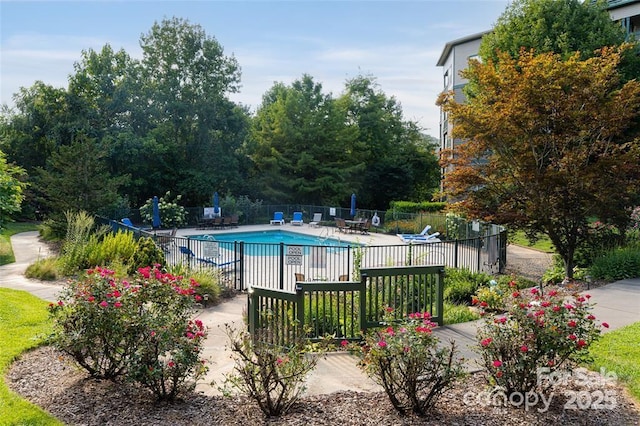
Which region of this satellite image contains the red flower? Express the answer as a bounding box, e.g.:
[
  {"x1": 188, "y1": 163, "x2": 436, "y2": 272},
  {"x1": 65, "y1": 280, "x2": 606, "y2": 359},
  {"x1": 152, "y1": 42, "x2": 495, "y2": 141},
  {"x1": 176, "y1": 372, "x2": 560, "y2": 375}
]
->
[
  {"x1": 568, "y1": 334, "x2": 577, "y2": 340},
  {"x1": 99, "y1": 301, "x2": 108, "y2": 308},
  {"x1": 57, "y1": 300, "x2": 64, "y2": 307},
  {"x1": 548, "y1": 290, "x2": 558, "y2": 297},
  {"x1": 168, "y1": 361, "x2": 175, "y2": 368},
  {"x1": 481, "y1": 338, "x2": 492, "y2": 347},
  {"x1": 576, "y1": 339, "x2": 587, "y2": 348},
  {"x1": 585, "y1": 294, "x2": 591, "y2": 299},
  {"x1": 512, "y1": 291, "x2": 520, "y2": 298},
  {"x1": 520, "y1": 345, "x2": 528, "y2": 352},
  {"x1": 480, "y1": 301, "x2": 488, "y2": 307},
  {"x1": 496, "y1": 371, "x2": 503, "y2": 378},
  {"x1": 530, "y1": 288, "x2": 539, "y2": 295},
  {"x1": 493, "y1": 360, "x2": 502, "y2": 368},
  {"x1": 114, "y1": 301, "x2": 122, "y2": 308},
  {"x1": 378, "y1": 340, "x2": 387, "y2": 348},
  {"x1": 508, "y1": 281, "x2": 516, "y2": 288},
  {"x1": 553, "y1": 306, "x2": 561, "y2": 312},
  {"x1": 568, "y1": 320, "x2": 577, "y2": 327},
  {"x1": 340, "y1": 339, "x2": 349, "y2": 347},
  {"x1": 587, "y1": 315, "x2": 596, "y2": 320},
  {"x1": 602, "y1": 322, "x2": 609, "y2": 328}
]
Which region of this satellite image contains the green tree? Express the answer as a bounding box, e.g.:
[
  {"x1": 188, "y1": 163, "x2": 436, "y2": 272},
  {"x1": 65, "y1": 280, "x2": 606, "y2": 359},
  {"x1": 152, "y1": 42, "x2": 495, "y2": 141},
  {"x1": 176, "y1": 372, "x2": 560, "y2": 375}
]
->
[
  {"x1": 438, "y1": 47, "x2": 640, "y2": 279},
  {"x1": 37, "y1": 133, "x2": 126, "y2": 215},
  {"x1": 248, "y1": 75, "x2": 363, "y2": 205},
  {"x1": 0, "y1": 150, "x2": 27, "y2": 229},
  {"x1": 339, "y1": 75, "x2": 439, "y2": 209},
  {"x1": 138, "y1": 17, "x2": 245, "y2": 206},
  {"x1": 478, "y1": 0, "x2": 640, "y2": 80}
]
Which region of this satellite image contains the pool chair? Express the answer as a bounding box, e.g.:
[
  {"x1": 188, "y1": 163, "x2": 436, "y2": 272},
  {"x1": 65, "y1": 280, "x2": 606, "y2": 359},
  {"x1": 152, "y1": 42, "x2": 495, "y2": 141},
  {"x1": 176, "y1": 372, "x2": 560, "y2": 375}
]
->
[
  {"x1": 270, "y1": 211, "x2": 285, "y2": 225},
  {"x1": 291, "y1": 211, "x2": 304, "y2": 226},
  {"x1": 397, "y1": 225, "x2": 441, "y2": 244},
  {"x1": 309, "y1": 213, "x2": 322, "y2": 227},
  {"x1": 178, "y1": 246, "x2": 239, "y2": 270}
]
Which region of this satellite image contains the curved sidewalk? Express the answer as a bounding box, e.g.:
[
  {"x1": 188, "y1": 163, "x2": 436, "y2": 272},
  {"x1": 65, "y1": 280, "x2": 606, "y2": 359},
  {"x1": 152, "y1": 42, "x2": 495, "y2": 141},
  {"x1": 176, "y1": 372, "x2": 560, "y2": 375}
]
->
[{"x1": 2, "y1": 231, "x2": 639, "y2": 397}]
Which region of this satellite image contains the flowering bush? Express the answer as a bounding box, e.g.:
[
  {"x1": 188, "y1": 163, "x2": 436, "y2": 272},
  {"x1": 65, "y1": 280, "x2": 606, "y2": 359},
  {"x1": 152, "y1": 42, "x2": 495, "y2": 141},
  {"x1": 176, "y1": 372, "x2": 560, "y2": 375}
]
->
[
  {"x1": 356, "y1": 309, "x2": 465, "y2": 415},
  {"x1": 220, "y1": 324, "x2": 318, "y2": 417},
  {"x1": 49, "y1": 265, "x2": 207, "y2": 400},
  {"x1": 476, "y1": 284, "x2": 606, "y2": 396}
]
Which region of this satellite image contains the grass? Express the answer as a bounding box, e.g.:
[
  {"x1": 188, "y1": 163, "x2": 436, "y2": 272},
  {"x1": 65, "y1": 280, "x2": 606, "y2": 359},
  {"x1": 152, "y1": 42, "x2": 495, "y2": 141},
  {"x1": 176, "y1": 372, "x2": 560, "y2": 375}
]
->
[
  {"x1": 509, "y1": 230, "x2": 555, "y2": 253},
  {"x1": 0, "y1": 222, "x2": 39, "y2": 266},
  {"x1": 0, "y1": 288, "x2": 63, "y2": 425},
  {"x1": 586, "y1": 322, "x2": 640, "y2": 403}
]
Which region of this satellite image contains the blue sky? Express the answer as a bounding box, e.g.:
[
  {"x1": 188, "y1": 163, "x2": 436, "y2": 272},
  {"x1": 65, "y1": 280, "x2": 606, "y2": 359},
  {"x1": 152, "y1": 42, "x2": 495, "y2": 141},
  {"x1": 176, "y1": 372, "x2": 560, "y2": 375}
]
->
[{"x1": 1, "y1": 0, "x2": 510, "y2": 137}]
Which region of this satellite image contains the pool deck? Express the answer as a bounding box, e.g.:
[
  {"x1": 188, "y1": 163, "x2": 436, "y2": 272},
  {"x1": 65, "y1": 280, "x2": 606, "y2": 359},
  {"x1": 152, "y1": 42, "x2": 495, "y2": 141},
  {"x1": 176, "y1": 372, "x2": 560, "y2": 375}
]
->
[{"x1": 176, "y1": 222, "x2": 402, "y2": 246}]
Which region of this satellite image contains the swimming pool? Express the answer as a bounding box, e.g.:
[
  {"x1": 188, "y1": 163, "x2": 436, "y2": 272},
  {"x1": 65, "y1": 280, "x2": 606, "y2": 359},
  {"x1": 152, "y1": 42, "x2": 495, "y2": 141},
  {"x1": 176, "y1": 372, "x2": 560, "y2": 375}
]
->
[{"x1": 189, "y1": 230, "x2": 354, "y2": 255}]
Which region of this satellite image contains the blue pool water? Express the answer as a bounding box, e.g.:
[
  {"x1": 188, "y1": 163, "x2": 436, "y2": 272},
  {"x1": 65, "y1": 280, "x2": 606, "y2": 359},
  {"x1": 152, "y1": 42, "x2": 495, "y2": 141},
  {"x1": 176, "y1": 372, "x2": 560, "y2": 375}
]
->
[{"x1": 190, "y1": 230, "x2": 353, "y2": 255}]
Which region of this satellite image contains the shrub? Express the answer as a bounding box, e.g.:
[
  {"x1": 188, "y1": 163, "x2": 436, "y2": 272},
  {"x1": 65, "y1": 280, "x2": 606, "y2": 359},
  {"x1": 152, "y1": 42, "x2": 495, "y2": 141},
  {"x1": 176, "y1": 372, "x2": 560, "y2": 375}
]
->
[
  {"x1": 476, "y1": 285, "x2": 606, "y2": 396},
  {"x1": 220, "y1": 324, "x2": 318, "y2": 417},
  {"x1": 24, "y1": 257, "x2": 60, "y2": 281},
  {"x1": 139, "y1": 191, "x2": 187, "y2": 228},
  {"x1": 589, "y1": 245, "x2": 640, "y2": 281},
  {"x1": 127, "y1": 237, "x2": 165, "y2": 275},
  {"x1": 85, "y1": 230, "x2": 137, "y2": 267},
  {"x1": 355, "y1": 309, "x2": 465, "y2": 415},
  {"x1": 444, "y1": 268, "x2": 491, "y2": 304},
  {"x1": 542, "y1": 254, "x2": 588, "y2": 284},
  {"x1": 49, "y1": 265, "x2": 207, "y2": 400},
  {"x1": 443, "y1": 301, "x2": 479, "y2": 325},
  {"x1": 187, "y1": 269, "x2": 223, "y2": 306},
  {"x1": 57, "y1": 211, "x2": 101, "y2": 275}
]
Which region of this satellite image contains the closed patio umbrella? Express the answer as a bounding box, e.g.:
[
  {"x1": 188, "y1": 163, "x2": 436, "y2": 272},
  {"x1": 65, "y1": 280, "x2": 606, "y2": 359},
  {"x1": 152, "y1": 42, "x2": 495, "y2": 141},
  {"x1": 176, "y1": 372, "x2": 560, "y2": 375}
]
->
[
  {"x1": 152, "y1": 196, "x2": 161, "y2": 228},
  {"x1": 213, "y1": 192, "x2": 220, "y2": 216},
  {"x1": 350, "y1": 193, "x2": 356, "y2": 218}
]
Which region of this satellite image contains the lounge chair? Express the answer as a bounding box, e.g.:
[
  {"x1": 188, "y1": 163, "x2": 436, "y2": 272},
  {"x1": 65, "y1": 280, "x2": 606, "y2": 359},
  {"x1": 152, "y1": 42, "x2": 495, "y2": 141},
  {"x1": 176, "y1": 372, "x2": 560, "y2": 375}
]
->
[
  {"x1": 397, "y1": 225, "x2": 441, "y2": 243},
  {"x1": 270, "y1": 211, "x2": 285, "y2": 225},
  {"x1": 291, "y1": 211, "x2": 303, "y2": 226},
  {"x1": 309, "y1": 213, "x2": 322, "y2": 227},
  {"x1": 179, "y1": 246, "x2": 239, "y2": 270}
]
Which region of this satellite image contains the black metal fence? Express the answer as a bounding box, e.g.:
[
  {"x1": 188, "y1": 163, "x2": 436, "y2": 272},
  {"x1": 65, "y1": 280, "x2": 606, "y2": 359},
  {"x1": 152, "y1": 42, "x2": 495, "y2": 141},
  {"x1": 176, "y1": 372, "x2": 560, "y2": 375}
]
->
[
  {"x1": 248, "y1": 265, "x2": 445, "y2": 345},
  {"x1": 104, "y1": 212, "x2": 507, "y2": 294}
]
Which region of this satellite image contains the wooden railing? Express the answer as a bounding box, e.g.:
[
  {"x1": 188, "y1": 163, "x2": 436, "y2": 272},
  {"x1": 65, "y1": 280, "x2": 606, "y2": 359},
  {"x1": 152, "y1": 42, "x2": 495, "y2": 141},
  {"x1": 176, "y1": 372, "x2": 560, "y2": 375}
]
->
[{"x1": 248, "y1": 265, "x2": 445, "y2": 346}]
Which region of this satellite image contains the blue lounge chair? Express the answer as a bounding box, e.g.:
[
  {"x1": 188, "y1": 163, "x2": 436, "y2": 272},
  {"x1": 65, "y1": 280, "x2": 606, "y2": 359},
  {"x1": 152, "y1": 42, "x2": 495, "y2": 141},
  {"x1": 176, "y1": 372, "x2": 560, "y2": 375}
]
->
[
  {"x1": 179, "y1": 246, "x2": 239, "y2": 270},
  {"x1": 397, "y1": 225, "x2": 441, "y2": 244},
  {"x1": 270, "y1": 211, "x2": 285, "y2": 225},
  {"x1": 291, "y1": 211, "x2": 303, "y2": 226}
]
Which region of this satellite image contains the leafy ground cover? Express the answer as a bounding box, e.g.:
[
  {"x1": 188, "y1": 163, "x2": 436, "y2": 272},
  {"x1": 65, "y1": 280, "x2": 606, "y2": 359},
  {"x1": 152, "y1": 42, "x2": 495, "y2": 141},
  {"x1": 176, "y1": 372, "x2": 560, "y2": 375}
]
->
[
  {"x1": 587, "y1": 321, "x2": 640, "y2": 402},
  {"x1": 0, "y1": 222, "x2": 39, "y2": 265},
  {"x1": 0, "y1": 288, "x2": 62, "y2": 425}
]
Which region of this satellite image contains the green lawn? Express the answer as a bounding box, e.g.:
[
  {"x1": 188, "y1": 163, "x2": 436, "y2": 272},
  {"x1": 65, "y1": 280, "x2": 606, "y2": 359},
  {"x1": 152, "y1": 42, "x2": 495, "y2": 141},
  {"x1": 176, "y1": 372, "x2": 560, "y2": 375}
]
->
[
  {"x1": 587, "y1": 322, "x2": 640, "y2": 402},
  {"x1": 509, "y1": 230, "x2": 555, "y2": 253},
  {"x1": 0, "y1": 222, "x2": 39, "y2": 266},
  {"x1": 0, "y1": 288, "x2": 63, "y2": 425}
]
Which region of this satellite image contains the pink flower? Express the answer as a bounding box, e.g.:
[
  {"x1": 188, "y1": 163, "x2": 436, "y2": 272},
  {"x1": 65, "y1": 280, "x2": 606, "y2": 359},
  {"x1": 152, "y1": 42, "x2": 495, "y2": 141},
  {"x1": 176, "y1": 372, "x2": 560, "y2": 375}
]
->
[
  {"x1": 386, "y1": 326, "x2": 395, "y2": 336},
  {"x1": 520, "y1": 345, "x2": 528, "y2": 352},
  {"x1": 508, "y1": 281, "x2": 516, "y2": 288},
  {"x1": 385, "y1": 307, "x2": 394, "y2": 313},
  {"x1": 481, "y1": 338, "x2": 492, "y2": 347},
  {"x1": 553, "y1": 306, "x2": 561, "y2": 312},
  {"x1": 602, "y1": 322, "x2": 609, "y2": 328},
  {"x1": 100, "y1": 301, "x2": 108, "y2": 308},
  {"x1": 512, "y1": 291, "x2": 520, "y2": 298},
  {"x1": 57, "y1": 300, "x2": 64, "y2": 307},
  {"x1": 564, "y1": 304, "x2": 574, "y2": 310},
  {"x1": 587, "y1": 315, "x2": 596, "y2": 320},
  {"x1": 493, "y1": 360, "x2": 502, "y2": 368},
  {"x1": 114, "y1": 301, "x2": 122, "y2": 308},
  {"x1": 568, "y1": 334, "x2": 577, "y2": 341},
  {"x1": 276, "y1": 358, "x2": 284, "y2": 365},
  {"x1": 377, "y1": 340, "x2": 387, "y2": 348},
  {"x1": 567, "y1": 320, "x2": 577, "y2": 327},
  {"x1": 530, "y1": 288, "x2": 539, "y2": 295},
  {"x1": 548, "y1": 290, "x2": 558, "y2": 297},
  {"x1": 340, "y1": 340, "x2": 349, "y2": 347},
  {"x1": 87, "y1": 296, "x2": 95, "y2": 302}
]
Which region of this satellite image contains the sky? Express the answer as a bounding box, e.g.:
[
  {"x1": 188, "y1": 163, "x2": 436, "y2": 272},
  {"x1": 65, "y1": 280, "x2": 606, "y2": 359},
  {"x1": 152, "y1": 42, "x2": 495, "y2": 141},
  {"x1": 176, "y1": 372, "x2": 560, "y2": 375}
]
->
[{"x1": 0, "y1": 0, "x2": 510, "y2": 138}]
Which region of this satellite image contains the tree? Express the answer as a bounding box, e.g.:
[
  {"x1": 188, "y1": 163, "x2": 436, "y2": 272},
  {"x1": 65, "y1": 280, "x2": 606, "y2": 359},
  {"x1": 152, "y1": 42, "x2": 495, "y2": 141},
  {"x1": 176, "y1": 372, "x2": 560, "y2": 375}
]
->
[
  {"x1": 339, "y1": 76, "x2": 440, "y2": 209},
  {"x1": 0, "y1": 150, "x2": 27, "y2": 229},
  {"x1": 480, "y1": 0, "x2": 627, "y2": 61},
  {"x1": 478, "y1": 0, "x2": 640, "y2": 81},
  {"x1": 37, "y1": 133, "x2": 126, "y2": 215},
  {"x1": 248, "y1": 75, "x2": 363, "y2": 205},
  {"x1": 437, "y1": 47, "x2": 640, "y2": 278}
]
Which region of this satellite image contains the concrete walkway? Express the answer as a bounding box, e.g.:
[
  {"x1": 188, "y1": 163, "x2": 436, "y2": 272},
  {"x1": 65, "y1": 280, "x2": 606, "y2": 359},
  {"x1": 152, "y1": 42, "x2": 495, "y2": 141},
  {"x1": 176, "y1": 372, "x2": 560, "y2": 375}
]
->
[{"x1": 2, "y1": 231, "x2": 639, "y2": 397}]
